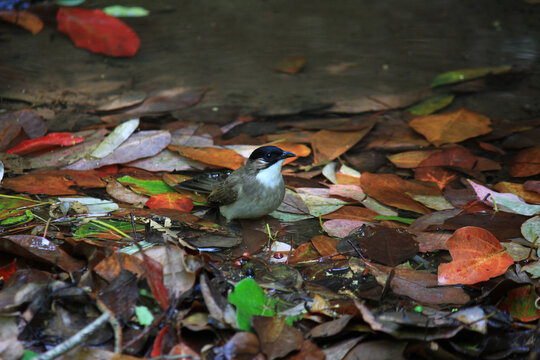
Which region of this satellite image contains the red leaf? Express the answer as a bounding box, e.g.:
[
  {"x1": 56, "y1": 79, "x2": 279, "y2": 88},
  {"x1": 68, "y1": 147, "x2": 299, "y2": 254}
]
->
[
  {"x1": 437, "y1": 227, "x2": 514, "y2": 285},
  {"x1": 141, "y1": 253, "x2": 170, "y2": 310},
  {"x1": 0, "y1": 260, "x2": 17, "y2": 282},
  {"x1": 151, "y1": 325, "x2": 170, "y2": 357},
  {"x1": 57, "y1": 7, "x2": 140, "y2": 57},
  {"x1": 146, "y1": 193, "x2": 194, "y2": 212},
  {"x1": 6, "y1": 132, "x2": 86, "y2": 155}
]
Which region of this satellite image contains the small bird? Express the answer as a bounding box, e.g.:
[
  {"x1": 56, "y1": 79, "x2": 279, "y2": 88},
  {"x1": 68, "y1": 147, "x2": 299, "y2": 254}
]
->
[{"x1": 179, "y1": 146, "x2": 295, "y2": 222}]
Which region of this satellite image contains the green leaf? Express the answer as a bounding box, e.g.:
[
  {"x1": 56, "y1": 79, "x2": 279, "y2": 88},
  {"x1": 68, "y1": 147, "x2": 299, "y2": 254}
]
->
[
  {"x1": 407, "y1": 94, "x2": 454, "y2": 115},
  {"x1": 73, "y1": 219, "x2": 143, "y2": 239},
  {"x1": 431, "y1": 66, "x2": 512, "y2": 87},
  {"x1": 135, "y1": 305, "x2": 154, "y2": 325},
  {"x1": 103, "y1": 5, "x2": 150, "y2": 17},
  {"x1": 228, "y1": 278, "x2": 276, "y2": 331},
  {"x1": 521, "y1": 216, "x2": 540, "y2": 244},
  {"x1": 54, "y1": 0, "x2": 85, "y2": 6},
  {"x1": 117, "y1": 175, "x2": 176, "y2": 196},
  {"x1": 21, "y1": 350, "x2": 39, "y2": 360},
  {"x1": 0, "y1": 209, "x2": 34, "y2": 226},
  {"x1": 373, "y1": 215, "x2": 415, "y2": 225}
]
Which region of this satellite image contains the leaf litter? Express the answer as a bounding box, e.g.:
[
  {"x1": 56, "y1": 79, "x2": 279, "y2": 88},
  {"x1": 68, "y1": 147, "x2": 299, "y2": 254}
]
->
[{"x1": 0, "y1": 56, "x2": 538, "y2": 360}]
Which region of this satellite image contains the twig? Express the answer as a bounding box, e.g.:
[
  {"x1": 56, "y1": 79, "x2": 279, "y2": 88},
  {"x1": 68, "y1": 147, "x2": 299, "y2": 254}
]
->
[
  {"x1": 34, "y1": 312, "x2": 110, "y2": 360},
  {"x1": 96, "y1": 299, "x2": 122, "y2": 353}
]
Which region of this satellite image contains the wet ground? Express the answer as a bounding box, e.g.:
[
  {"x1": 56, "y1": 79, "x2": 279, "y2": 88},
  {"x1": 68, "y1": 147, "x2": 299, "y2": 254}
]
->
[{"x1": 1, "y1": 0, "x2": 539, "y2": 130}]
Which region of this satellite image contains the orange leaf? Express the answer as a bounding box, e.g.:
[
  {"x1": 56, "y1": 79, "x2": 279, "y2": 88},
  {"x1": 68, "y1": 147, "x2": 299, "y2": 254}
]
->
[
  {"x1": 438, "y1": 227, "x2": 514, "y2": 285},
  {"x1": 311, "y1": 235, "x2": 345, "y2": 260},
  {"x1": 168, "y1": 145, "x2": 245, "y2": 170},
  {"x1": 335, "y1": 172, "x2": 361, "y2": 185},
  {"x1": 269, "y1": 143, "x2": 311, "y2": 164},
  {"x1": 146, "y1": 193, "x2": 194, "y2": 212},
  {"x1": 509, "y1": 147, "x2": 540, "y2": 177},
  {"x1": 409, "y1": 108, "x2": 492, "y2": 146},
  {"x1": 359, "y1": 172, "x2": 435, "y2": 214},
  {"x1": 414, "y1": 167, "x2": 457, "y2": 190},
  {"x1": 387, "y1": 150, "x2": 435, "y2": 168},
  {"x1": 311, "y1": 128, "x2": 372, "y2": 164},
  {"x1": 0, "y1": 10, "x2": 43, "y2": 34}
]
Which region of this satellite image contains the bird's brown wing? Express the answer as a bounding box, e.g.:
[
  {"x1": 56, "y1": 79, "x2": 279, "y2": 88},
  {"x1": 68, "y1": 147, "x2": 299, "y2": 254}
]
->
[{"x1": 206, "y1": 174, "x2": 241, "y2": 206}]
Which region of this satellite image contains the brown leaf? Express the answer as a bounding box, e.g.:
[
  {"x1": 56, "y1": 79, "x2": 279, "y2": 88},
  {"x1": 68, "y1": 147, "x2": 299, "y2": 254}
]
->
[
  {"x1": 510, "y1": 147, "x2": 540, "y2": 177},
  {"x1": 251, "y1": 316, "x2": 303, "y2": 360},
  {"x1": 409, "y1": 108, "x2": 492, "y2": 146},
  {"x1": 311, "y1": 235, "x2": 345, "y2": 260},
  {"x1": 368, "y1": 262, "x2": 470, "y2": 305},
  {"x1": 311, "y1": 128, "x2": 372, "y2": 164},
  {"x1": 345, "y1": 225, "x2": 419, "y2": 267},
  {"x1": 359, "y1": 172, "x2": 435, "y2": 214},
  {"x1": 0, "y1": 235, "x2": 85, "y2": 272}
]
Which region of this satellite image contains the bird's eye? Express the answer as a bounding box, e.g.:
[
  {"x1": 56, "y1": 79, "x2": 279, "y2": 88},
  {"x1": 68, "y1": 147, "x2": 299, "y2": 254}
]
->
[{"x1": 266, "y1": 153, "x2": 272, "y2": 158}]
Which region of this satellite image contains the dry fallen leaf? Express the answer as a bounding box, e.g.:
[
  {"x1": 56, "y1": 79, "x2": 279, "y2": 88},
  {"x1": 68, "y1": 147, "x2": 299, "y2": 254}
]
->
[{"x1": 409, "y1": 108, "x2": 492, "y2": 146}]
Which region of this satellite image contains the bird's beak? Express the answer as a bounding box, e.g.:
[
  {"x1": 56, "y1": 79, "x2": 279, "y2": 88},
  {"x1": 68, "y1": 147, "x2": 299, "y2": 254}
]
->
[{"x1": 281, "y1": 151, "x2": 296, "y2": 159}]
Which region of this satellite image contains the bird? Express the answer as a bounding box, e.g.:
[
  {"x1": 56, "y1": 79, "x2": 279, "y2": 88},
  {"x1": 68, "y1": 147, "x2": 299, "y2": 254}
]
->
[{"x1": 178, "y1": 146, "x2": 295, "y2": 222}]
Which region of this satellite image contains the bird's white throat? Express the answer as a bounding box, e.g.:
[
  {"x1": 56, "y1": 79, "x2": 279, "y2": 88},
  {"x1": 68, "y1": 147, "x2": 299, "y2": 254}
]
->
[{"x1": 255, "y1": 159, "x2": 284, "y2": 188}]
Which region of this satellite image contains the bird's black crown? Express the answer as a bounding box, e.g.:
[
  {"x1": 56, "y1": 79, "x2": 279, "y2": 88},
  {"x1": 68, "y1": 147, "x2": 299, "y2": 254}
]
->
[{"x1": 249, "y1": 146, "x2": 295, "y2": 164}]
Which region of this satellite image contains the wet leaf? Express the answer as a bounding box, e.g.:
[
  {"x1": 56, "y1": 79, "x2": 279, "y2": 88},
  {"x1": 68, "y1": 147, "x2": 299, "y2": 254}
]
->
[
  {"x1": 347, "y1": 225, "x2": 419, "y2": 267},
  {"x1": 0, "y1": 235, "x2": 85, "y2": 272},
  {"x1": 438, "y1": 227, "x2": 514, "y2": 285},
  {"x1": 409, "y1": 108, "x2": 492, "y2": 146},
  {"x1": 368, "y1": 263, "x2": 470, "y2": 305},
  {"x1": 146, "y1": 193, "x2": 193, "y2": 212},
  {"x1": 330, "y1": 91, "x2": 423, "y2": 113},
  {"x1": 126, "y1": 87, "x2": 207, "y2": 115},
  {"x1": 407, "y1": 94, "x2": 455, "y2": 115},
  {"x1": 431, "y1": 66, "x2": 512, "y2": 87},
  {"x1": 274, "y1": 56, "x2": 306, "y2": 74},
  {"x1": 499, "y1": 285, "x2": 540, "y2": 322},
  {"x1": 509, "y1": 147, "x2": 540, "y2": 177},
  {"x1": 57, "y1": 7, "x2": 140, "y2": 57}
]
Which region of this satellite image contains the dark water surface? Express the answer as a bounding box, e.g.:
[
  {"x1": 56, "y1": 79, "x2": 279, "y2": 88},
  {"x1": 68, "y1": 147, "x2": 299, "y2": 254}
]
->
[{"x1": 0, "y1": 0, "x2": 539, "y2": 129}]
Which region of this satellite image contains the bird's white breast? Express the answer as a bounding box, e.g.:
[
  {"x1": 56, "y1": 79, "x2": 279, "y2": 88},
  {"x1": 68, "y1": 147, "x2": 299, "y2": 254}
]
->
[{"x1": 255, "y1": 159, "x2": 284, "y2": 188}]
